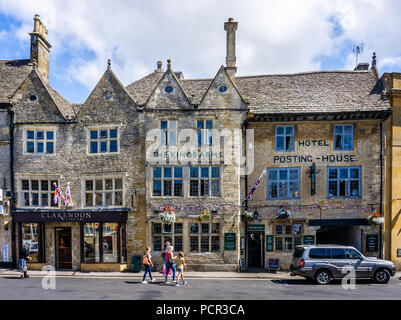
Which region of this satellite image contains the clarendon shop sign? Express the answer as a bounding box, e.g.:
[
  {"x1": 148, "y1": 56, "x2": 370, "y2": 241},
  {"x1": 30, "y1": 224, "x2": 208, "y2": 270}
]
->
[{"x1": 13, "y1": 210, "x2": 128, "y2": 223}]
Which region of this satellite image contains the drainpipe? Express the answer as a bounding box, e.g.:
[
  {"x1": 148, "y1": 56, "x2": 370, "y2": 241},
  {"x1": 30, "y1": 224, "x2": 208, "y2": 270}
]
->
[
  {"x1": 244, "y1": 119, "x2": 249, "y2": 269},
  {"x1": 379, "y1": 118, "x2": 384, "y2": 259},
  {"x1": 8, "y1": 106, "x2": 16, "y2": 267}
]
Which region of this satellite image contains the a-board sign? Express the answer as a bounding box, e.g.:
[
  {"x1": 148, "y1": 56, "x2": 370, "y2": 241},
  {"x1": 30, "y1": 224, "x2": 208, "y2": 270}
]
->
[
  {"x1": 268, "y1": 258, "x2": 279, "y2": 270},
  {"x1": 366, "y1": 234, "x2": 378, "y2": 252},
  {"x1": 224, "y1": 233, "x2": 236, "y2": 250},
  {"x1": 266, "y1": 235, "x2": 274, "y2": 252}
]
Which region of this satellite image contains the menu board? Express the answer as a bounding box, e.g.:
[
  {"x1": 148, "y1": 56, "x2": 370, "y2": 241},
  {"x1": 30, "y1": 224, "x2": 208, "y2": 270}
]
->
[
  {"x1": 224, "y1": 233, "x2": 236, "y2": 251},
  {"x1": 303, "y1": 235, "x2": 315, "y2": 245},
  {"x1": 366, "y1": 234, "x2": 378, "y2": 252},
  {"x1": 266, "y1": 235, "x2": 274, "y2": 252}
]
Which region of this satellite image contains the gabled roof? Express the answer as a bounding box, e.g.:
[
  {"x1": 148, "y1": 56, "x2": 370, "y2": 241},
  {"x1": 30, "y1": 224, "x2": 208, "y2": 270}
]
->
[
  {"x1": 143, "y1": 67, "x2": 192, "y2": 109},
  {"x1": 0, "y1": 59, "x2": 33, "y2": 103},
  {"x1": 77, "y1": 66, "x2": 137, "y2": 116},
  {"x1": 126, "y1": 69, "x2": 390, "y2": 113},
  {"x1": 198, "y1": 65, "x2": 247, "y2": 108},
  {"x1": 11, "y1": 68, "x2": 76, "y2": 119}
]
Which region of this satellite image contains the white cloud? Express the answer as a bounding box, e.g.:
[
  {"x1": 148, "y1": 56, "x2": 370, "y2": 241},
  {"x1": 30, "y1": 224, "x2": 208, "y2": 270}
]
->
[{"x1": 0, "y1": 0, "x2": 400, "y2": 101}]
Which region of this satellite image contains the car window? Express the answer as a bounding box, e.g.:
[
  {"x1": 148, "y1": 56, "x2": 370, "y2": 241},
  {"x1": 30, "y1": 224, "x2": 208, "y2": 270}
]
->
[
  {"x1": 331, "y1": 248, "x2": 346, "y2": 259},
  {"x1": 344, "y1": 249, "x2": 361, "y2": 259},
  {"x1": 293, "y1": 247, "x2": 304, "y2": 258},
  {"x1": 309, "y1": 248, "x2": 330, "y2": 259}
]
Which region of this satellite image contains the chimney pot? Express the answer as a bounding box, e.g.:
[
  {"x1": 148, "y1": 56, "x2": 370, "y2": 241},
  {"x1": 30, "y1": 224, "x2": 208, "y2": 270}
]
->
[{"x1": 167, "y1": 59, "x2": 171, "y2": 70}]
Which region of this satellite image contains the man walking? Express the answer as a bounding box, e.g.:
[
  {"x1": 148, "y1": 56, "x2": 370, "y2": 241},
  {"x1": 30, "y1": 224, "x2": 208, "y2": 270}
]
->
[{"x1": 19, "y1": 244, "x2": 31, "y2": 279}]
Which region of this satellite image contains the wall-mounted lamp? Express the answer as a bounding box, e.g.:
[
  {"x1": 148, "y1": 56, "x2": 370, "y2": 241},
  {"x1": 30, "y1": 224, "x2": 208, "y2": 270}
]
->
[{"x1": 3, "y1": 221, "x2": 9, "y2": 231}]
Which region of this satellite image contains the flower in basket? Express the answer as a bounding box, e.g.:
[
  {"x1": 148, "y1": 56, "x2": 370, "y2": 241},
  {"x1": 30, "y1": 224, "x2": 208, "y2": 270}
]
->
[
  {"x1": 159, "y1": 205, "x2": 176, "y2": 225},
  {"x1": 241, "y1": 211, "x2": 254, "y2": 221},
  {"x1": 368, "y1": 212, "x2": 384, "y2": 225},
  {"x1": 198, "y1": 207, "x2": 211, "y2": 221},
  {"x1": 275, "y1": 207, "x2": 290, "y2": 219}
]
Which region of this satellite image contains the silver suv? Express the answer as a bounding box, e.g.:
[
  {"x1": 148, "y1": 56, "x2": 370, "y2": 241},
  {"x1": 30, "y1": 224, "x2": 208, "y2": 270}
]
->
[{"x1": 290, "y1": 244, "x2": 396, "y2": 285}]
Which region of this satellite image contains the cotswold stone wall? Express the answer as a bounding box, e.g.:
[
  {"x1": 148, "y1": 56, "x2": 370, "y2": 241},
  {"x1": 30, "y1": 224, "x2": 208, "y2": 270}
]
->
[
  {"x1": 11, "y1": 69, "x2": 147, "y2": 269},
  {"x1": 145, "y1": 109, "x2": 247, "y2": 265},
  {"x1": 246, "y1": 120, "x2": 382, "y2": 269}
]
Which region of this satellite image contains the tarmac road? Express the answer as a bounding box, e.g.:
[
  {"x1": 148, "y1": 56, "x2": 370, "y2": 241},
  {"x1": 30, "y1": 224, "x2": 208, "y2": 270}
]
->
[{"x1": 0, "y1": 273, "x2": 400, "y2": 300}]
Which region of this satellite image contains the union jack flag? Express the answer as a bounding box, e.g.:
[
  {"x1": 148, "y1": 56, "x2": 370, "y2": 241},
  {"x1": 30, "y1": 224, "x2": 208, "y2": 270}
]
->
[
  {"x1": 53, "y1": 183, "x2": 62, "y2": 205},
  {"x1": 246, "y1": 170, "x2": 266, "y2": 200},
  {"x1": 64, "y1": 182, "x2": 71, "y2": 206}
]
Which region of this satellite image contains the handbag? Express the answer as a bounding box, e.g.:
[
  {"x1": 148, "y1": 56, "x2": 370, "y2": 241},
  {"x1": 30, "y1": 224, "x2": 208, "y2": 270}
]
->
[
  {"x1": 141, "y1": 255, "x2": 150, "y2": 266},
  {"x1": 163, "y1": 264, "x2": 172, "y2": 276}
]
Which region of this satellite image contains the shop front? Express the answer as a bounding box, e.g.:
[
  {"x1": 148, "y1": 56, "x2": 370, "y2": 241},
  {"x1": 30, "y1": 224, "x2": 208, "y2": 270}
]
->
[{"x1": 14, "y1": 208, "x2": 129, "y2": 271}]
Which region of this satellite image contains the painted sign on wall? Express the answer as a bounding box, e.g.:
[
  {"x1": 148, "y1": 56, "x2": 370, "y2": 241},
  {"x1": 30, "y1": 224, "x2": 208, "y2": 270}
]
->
[{"x1": 224, "y1": 233, "x2": 236, "y2": 251}]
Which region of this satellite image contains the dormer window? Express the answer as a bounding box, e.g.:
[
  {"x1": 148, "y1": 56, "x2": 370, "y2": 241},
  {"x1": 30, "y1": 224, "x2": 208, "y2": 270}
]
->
[
  {"x1": 165, "y1": 86, "x2": 174, "y2": 93},
  {"x1": 29, "y1": 94, "x2": 37, "y2": 101},
  {"x1": 105, "y1": 92, "x2": 112, "y2": 99}
]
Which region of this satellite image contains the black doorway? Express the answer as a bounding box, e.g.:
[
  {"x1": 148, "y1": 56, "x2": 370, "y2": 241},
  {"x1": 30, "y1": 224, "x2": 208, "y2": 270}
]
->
[
  {"x1": 248, "y1": 232, "x2": 264, "y2": 268},
  {"x1": 55, "y1": 227, "x2": 72, "y2": 270}
]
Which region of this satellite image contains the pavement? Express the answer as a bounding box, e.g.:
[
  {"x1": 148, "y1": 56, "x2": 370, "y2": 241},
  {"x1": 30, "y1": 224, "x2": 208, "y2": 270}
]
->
[
  {"x1": 1, "y1": 268, "x2": 401, "y2": 280},
  {"x1": 0, "y1": 268, "x2": 298, "y2": 279}
]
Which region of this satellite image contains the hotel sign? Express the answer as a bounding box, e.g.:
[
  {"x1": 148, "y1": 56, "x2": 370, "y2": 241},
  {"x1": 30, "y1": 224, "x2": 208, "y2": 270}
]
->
[{"x1": 13, "y1": 210, "x2": 128, "y2": 223}]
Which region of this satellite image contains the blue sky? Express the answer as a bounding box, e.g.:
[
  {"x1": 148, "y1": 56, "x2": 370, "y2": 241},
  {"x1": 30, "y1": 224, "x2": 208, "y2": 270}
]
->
[{"x1": 0, "y1": 0, "x2": 400, "y2": 103}]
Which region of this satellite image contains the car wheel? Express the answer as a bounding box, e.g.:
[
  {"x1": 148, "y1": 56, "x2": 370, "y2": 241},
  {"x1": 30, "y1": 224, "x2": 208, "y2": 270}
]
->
[
  {"x1": 374, "y1": 269, "x2": 390, "y2": 284},
  {"x1": 314, "y1": 269, "x2": 332, "y2": 285},
  {"x1": 315, "y1": 269, "x2": 331, "y2": 284}
]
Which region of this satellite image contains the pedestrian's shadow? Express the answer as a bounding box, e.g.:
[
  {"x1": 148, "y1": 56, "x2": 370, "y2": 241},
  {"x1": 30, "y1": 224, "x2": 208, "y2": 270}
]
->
[
  {"x1": 2, "y1": 276, "x2": 22, "y2": 280},
  {"x1": 124, "y1": 281, "x2": 171, "y2": 286}
]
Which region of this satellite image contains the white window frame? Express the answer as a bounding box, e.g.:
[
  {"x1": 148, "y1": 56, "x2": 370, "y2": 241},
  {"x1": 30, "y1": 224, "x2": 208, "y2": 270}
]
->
[
  {"x1": 86, "y1": 124, "x2": 121, "y2": 155},
  {"x1": 82, "y1": 175, "x2": 126, "y2": 208},
  {"x1": 17, "y1": 175, "x2": 60, "y2": 208},
  {"x1": 23, "y1": 126, "x2": 56, "y2": 155}
]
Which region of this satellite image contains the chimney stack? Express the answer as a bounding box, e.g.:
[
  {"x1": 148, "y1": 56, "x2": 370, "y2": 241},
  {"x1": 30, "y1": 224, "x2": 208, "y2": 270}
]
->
[
  {"x1": 30, "y1": 14, "x2": 51, "y2": 80},
  {"x1": 224, "y1": 17, "x2": 238, "y2": 81},
  {"x1": 156, "y1": 60, "x2": 163, "y2": 72}
]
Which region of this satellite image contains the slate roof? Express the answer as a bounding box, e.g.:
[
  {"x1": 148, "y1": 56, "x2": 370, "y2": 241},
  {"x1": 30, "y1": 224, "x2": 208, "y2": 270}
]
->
[
  {"x1": 126, "y1": 69, "x2": 390, "y2": 114},
  {"x1": 0, "y1": 59, "x2": 32, "y2": 103}
]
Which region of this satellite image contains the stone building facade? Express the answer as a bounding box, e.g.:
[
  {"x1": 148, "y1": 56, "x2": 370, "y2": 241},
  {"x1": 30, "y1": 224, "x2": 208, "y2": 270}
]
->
[
  {"x1": 0, "y1": 15, "x2": 395, "y2": 271},
  {"x1": 382, "y1": 72, "x2": 401, "y2": 270}
]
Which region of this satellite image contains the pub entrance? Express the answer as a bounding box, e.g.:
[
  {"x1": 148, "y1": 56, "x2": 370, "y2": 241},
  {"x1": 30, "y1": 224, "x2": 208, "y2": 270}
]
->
[
  {"x1": 247, "y1": 232, "x2": 264, "y2": 268},
  {"x1": 55, "y1": 227, "x2": 72, "y2": 270}
]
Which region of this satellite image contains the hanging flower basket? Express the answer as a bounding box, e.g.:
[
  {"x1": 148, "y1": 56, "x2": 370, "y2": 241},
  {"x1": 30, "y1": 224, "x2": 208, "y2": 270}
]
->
[
  {"x1": 159, "y1": 205, "x2": 176, "y2": 225},
  {"x1": 367, "y1": 212, "x2": 384, "y2": 225},
  {"x1": 241, "y1": 211, "x2": 254, "y2": 221},
  {"x1": 276, "y1": 208, "x2": 291, "y2": 219},
  {"x1": 198, "y1": 207, "x2": 211, "y2": 221}
]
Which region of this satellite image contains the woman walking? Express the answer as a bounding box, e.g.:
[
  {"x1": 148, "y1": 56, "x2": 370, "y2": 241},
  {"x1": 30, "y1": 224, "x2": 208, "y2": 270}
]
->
[
  {"x1": 175, "y1": 251, "x2": 188, "y2": 286},
  {"x1": 164, "y1": 245, "x2": 176, "y2": 285},
  {"x1": 142, "y1": 247, "x2": 156, "y2": 284}
]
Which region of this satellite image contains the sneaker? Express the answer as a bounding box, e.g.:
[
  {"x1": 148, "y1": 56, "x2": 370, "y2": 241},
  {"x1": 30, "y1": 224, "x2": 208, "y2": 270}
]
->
[
  {"x1": 175, "y1": 283, "x2": 180, "y2": 287},
  {"x1": 142, "y1": 281, "x2": 148, "y2": 284},
  {"x1": 183, "y1": 280, "x2": 188, "y2": 285},
  {"x1": 151, "y1": 279, "x2": 156, "y2": 282}
]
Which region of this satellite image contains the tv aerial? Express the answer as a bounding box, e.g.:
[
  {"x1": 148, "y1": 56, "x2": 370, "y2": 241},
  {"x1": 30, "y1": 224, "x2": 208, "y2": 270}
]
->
[{"x1": 353, "y1": 43, "x2": 364, "y2": 67}]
